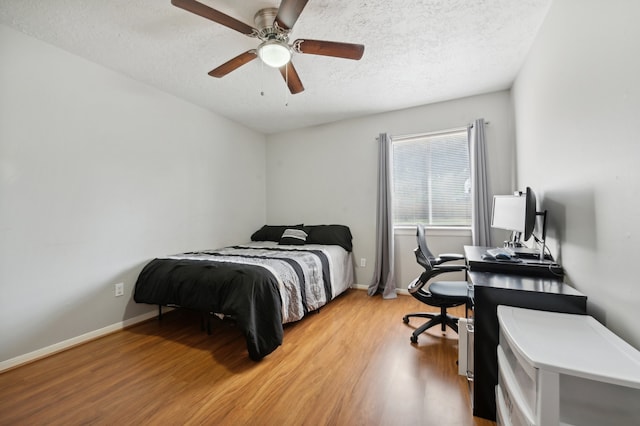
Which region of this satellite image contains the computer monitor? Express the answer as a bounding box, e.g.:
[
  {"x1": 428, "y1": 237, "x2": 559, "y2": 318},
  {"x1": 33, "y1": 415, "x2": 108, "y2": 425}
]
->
[{"x1": 491, "y1": 187, "x2": 537, "y2": 244}]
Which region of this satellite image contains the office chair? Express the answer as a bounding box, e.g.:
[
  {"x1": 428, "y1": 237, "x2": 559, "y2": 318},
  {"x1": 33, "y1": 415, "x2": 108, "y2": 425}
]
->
[{"x1": 402, "y1": 224, "x2": 473, "y2": 343}]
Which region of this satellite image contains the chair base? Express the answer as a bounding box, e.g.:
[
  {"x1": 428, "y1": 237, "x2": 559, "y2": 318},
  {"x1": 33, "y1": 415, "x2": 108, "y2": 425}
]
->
[{"x1": 403, "y1": 306, "x2": 459, "y2": 343}]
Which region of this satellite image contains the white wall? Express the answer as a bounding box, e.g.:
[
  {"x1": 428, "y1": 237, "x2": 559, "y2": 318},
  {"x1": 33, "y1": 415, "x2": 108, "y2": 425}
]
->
[
  {"x1": 512, "y1": 0, "x2": 640, "y2": 348},
  {"x1": 0, "y1": 25, "x2": 267, "y2": 364},
  {"x1": 266, "y1": 91, "x2": 516, "y2": 287}
]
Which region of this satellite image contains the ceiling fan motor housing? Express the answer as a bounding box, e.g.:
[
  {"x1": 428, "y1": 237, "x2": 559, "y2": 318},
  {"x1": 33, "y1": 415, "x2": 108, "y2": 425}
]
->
[{"x1": 254, "y1": 8, "x2": 288, "y2": 42}]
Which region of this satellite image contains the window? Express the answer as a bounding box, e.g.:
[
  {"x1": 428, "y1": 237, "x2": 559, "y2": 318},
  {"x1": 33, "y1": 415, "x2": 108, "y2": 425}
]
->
[{"x1": 393, "y1": 129, "x2": 471, "y2": 227}]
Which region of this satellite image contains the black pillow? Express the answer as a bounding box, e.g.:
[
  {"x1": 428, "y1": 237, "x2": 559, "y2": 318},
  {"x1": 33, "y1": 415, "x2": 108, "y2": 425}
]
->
[
  {"x1": 306, "y1": 225, "x2": 353, "y2": 252},
  {"x1": 279, "y1": 228, "x2": 308, "y2": 245},
  {"x1": 251, "y1": 224, "x2": 304, "y2": 242}
]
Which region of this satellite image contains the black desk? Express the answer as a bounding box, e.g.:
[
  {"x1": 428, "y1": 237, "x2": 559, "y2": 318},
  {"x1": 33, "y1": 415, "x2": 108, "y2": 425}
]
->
[{"x1": 464, "y1": 246, "x2": 588, "y2": 421}]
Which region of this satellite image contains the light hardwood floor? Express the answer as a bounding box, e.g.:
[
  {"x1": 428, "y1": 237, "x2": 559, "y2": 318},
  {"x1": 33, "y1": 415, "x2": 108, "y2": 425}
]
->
[{"x1": 0, "y1": 289, "x2": 495, "y2": 425}]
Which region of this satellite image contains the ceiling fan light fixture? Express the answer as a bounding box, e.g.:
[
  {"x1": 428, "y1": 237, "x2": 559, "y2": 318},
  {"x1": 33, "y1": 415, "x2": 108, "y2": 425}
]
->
[{"x1": 258, "y1": 40, "x2": 291, "y2": 68}]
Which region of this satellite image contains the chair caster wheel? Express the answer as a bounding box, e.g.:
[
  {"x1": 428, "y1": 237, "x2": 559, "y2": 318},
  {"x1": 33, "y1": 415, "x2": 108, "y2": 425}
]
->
[
  {"x1": 402, "y1": 316, "x2": 409, "y2": 324},
  {"x1": 410, "y1": 335, "x2": 418, "y2": 344}
]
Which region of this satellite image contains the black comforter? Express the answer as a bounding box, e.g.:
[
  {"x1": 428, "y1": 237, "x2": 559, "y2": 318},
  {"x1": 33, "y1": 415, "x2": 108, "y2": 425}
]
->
[{"x1": 134, "y1": 258, "x2": 283, "y2": 361}]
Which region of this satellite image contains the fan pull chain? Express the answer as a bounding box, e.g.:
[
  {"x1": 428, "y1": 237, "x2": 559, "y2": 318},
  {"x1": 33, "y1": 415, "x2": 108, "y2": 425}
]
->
[
  {"x1": 260, "y1": 59, "x2": 265, "y2": 96},
  {"x1": 284, "y1": 65, "x2": 289, "y2": 107}
]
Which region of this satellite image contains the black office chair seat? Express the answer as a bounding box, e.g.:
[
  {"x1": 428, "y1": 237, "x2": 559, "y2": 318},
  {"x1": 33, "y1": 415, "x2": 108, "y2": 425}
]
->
[{"x1": 429, "y1": 281, "x2": 470, "y2": 299}]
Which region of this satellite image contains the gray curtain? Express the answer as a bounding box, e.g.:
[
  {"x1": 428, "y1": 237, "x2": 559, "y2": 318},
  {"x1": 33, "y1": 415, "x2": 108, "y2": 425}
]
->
[
  {"x1": 368, "y1": 133, "x2": 397, "y2": 299},
  {"x1": 468, "y1": 119, "x2": 492, "y2": 246}
]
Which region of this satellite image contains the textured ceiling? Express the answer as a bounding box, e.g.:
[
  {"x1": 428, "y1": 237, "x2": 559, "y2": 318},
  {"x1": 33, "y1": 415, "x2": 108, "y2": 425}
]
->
[{"x1": 0, "y1": 0, "x2": 551, "y2": 134}]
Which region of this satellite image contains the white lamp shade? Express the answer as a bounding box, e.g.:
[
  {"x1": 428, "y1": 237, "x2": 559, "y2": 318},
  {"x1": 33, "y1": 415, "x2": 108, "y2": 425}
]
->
[{"x1": 258, "y1": 41, "x2": 292, "y2": 68}]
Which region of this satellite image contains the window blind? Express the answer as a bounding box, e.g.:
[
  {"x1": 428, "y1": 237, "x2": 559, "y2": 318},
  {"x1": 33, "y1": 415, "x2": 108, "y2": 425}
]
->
[{"x1": 393, "y1": 130, "x2": 471, "y2": 226}]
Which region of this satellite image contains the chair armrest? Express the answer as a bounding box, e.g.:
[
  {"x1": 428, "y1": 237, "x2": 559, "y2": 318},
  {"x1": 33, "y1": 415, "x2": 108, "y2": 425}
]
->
[
  {"x1": 437, "y1": 264, "x2": 467, "y2": 273},
  {"x1": 436, "y1": 253, "x2": 465, "y2": 263},
  {"x1": 415, "y1": 265, "x2": 467, "y2": 286}
]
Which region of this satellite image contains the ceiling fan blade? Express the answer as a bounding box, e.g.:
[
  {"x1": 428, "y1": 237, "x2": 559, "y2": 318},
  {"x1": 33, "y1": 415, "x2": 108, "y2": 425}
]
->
[
  {"x1": 294, "y1": 39, "x2": 365, "y2": 60},
  {"x1": 208, "y1": 50, "x2": 258, "y2": 78},
  {"x1": 171, "y1": 0, "x2": 256, "y2": 36},
  {"x1": 274, "y1": 0, "x2": 309, "y2": 30},
  {"x1": 279, "y1": 62, "x2": 304, "y2": 94}
]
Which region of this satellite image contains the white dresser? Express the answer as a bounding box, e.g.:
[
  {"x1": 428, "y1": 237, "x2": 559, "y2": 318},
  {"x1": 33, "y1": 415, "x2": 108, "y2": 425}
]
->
[{"x1": 496, "y1": 306, "x2": 640, "y2": 426}]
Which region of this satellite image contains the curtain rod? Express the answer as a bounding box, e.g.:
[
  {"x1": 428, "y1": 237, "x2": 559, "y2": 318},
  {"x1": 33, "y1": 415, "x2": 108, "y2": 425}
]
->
[
  {"x1": 469, "y1": 120, "x2": 490, "y2": 129},
  {"x1": 377, "y1": 120, "x2": 489, "y2": 141},
  {"x1": 392, "y1": 126, "x2": 467, "y2": 142}
]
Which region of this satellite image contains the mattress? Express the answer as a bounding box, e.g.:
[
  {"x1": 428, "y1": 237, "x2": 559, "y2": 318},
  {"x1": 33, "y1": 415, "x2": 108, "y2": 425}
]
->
[{"x1": 134, "y1": 241, "x2": 354, "y2": 360}]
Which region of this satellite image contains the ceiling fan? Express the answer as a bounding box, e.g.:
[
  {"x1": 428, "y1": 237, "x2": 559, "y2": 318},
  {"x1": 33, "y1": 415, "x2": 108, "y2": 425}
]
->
[{"x1": 171, "y1": 0, "x2": 365, "y2": 94}]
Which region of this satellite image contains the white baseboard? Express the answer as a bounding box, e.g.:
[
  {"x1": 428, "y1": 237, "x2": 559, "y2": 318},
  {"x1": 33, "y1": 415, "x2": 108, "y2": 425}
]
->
[
  {"x1": 351, "y1": 283, "x2": 409, "y2": 296},
  {"x1": 0, "y1": 309, "x2": 161, "y2": 373}
]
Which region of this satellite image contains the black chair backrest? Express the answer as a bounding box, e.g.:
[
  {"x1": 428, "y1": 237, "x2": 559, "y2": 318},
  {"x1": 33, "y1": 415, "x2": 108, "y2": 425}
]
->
[{"x1": 415, "y1": 224, "x2": 435, "y2": 271}]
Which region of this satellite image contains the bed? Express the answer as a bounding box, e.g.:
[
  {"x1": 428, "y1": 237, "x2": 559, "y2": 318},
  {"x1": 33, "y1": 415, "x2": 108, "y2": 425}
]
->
[{"x1": 133, "y1": 224, "x2": 354, "y2": 360}]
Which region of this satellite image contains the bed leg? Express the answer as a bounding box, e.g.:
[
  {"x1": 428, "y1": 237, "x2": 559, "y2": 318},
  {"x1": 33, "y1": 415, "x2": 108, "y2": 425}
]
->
[
  {"x1": 158, "y1": 305, "x2": 162, "y2": 321},
  {"x1": 200, "y1": 313, "x2": 212, "y2": 335}
]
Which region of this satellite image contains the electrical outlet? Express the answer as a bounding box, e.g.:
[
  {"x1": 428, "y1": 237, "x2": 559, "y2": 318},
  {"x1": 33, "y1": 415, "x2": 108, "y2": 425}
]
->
[
  {"x1": 115, "y1": 282, "x2": 124, "y2": 297},
  {"x1": 360, "y1": 258, "x2": 367, "y2": 268}
]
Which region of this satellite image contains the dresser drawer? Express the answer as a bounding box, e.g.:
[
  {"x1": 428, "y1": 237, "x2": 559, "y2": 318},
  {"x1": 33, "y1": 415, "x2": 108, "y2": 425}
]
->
[
  {"x1": 497, "y1": 345, "x2": 536, "y2": 425},
  {"x1": 496, "y1": 382, "x2": 536, "y2": 426},
  {"x1": 495, "y1": 385, "x2": 508, "y2": 426}
]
